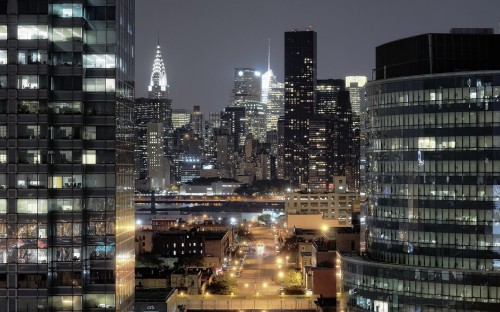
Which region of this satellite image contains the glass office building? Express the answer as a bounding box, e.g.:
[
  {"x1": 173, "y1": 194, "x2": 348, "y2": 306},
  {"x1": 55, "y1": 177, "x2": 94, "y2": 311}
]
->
[
  {"x1": 339, "y1": 30, "x2": 500, "y2": 311},
  {"x1": 0, "y1": 1, "x2": 135, "y2": 311}
]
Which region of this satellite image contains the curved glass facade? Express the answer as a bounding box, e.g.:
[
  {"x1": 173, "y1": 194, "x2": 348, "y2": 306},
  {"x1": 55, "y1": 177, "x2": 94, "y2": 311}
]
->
[{"x1": 340, "y1": 70, "x2": 500, "y2": 311}]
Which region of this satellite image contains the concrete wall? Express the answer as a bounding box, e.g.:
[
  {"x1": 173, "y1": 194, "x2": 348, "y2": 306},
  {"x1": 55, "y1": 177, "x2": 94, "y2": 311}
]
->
[{"x1": 287, "y1": 214, "x2": 340, "y2": 231}]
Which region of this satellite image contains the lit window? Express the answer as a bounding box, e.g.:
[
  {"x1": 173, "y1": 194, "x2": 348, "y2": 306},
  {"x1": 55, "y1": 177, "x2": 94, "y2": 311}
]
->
[
  {"x1": 0, "y1": 198, "x2": 6, "y2": 213},
  {"x1": 418, "y1": 137, "x2": 436, "y2": 149},
  {"x1": 17, "y1": 199, "x2": 48, "y2": 214},
  {"x1": 84, "y1": 126, "x2": 96, "y2": 140},
  {"x1": 84, "y1": 78, "x2": 115, "y2": 92},
  {"x1": 0, "y1": 126, "x2": 7, "y2": 139},
  {"x1": 83, "y1": 54, "x2": 115, "y2": 68},
  {"x1": 0, "y1": 50, "x2": 6, "y2": 64},
  {"x1": 17, "y1": 75, "x2": 40, "y2": 89},
  {"x1": 0, "y1": 150, "x2": 6, "y2": 163},
  {"x1": 52, "y1": 27, "x2": 82, "y2": 42},
  {"x1": 18, "y1": 25, "x2": 48, "y2": 40},
  {"x1": 50, "y1": 175, "x2": 82, "y2": 189},
  {"x1": 51, "y1": 3, "x2": 83, "y2": 17},
  {"x1": 0, "y1": 76, "x2": 6, "y2": 89},
  {"x1": 82, "y1": 150, "x2": 96, "y2": 164},
  {"x1": 0, "y1": 25, "x2": 6, "y2": 40},
  {"x1": 18, "y1": 50, "x2": 48, "y2": 64}
]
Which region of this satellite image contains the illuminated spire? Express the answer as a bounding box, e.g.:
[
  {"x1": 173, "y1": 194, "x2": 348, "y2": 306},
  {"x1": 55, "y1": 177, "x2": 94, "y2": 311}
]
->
[
  {"x1": 267, "y1": 38, "x2": 271, "y2": 71},
  {"x1": 261, "y1": 38, "x2": 274, "y2": 104},
  {"x1": 149, "y1": 43, "x2": 168, "y2": 93}
]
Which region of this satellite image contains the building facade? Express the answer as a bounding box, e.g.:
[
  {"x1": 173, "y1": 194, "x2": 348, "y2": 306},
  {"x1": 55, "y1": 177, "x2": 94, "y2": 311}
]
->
[
  {"x1": 340, "y1": 30, "x2": 500, "y2": 311},
  {"x1": 285, "y1": 177, "x2": 357, "y2": 229},
  {"x1": 0, "y1": 1, "x2": 136, "y2": 311},
  {"x1": 284, "y1": 30, "x2": 317, "y2": 189}
]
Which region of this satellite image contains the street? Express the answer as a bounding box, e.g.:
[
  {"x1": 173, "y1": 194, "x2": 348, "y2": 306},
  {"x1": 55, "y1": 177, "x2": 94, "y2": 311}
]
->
[{"x1": 235, "y1": 226, "x2": 281, "y2": 296}]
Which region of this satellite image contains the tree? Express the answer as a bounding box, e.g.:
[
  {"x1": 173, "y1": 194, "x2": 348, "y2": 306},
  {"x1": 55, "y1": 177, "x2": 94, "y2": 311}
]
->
[
  {"x1": 235, "y1": 226, "x2": 254, "y2": 242},
  {"x1": 283, "y1": 269, "x2": 304, "y2": 295},
  {"x1": 136, "y1": 253, "x2": 163, "y2": 268},
  {"x1": 205, "y1": 274, "x2": 238, "y2": 295},
  {"x1": 257, "y1": 214, "x2": 271, "y2": 225},
  {"x1": 175, "y1": 254, "x2": 204, "y2": 268},
  {"x1": 284, "y1": 285, "x2": 305, "y2": 295},
  {"x1": 280, "y1": 235, "x2": 298, "y2": 253},
  {"x1": 285, "y1": 269, "x2": 302, "y2": 286}
]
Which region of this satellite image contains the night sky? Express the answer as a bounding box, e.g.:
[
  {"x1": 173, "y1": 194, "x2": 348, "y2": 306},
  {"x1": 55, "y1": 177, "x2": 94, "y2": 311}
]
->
[{"x1": 135, "y1": 0, "x2": 500, "y2": 113}]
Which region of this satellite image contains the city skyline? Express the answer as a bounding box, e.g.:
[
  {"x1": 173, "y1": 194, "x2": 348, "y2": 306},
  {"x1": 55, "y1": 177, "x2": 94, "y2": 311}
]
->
[{"x1": 135, "y1": 0, "x2": 500, "y2": 113}]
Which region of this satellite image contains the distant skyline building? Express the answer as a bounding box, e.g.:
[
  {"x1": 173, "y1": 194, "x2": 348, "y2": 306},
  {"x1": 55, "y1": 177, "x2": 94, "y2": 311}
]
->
[
  {"x1": 261, "y1": 40, "x2": 274, "y2": 106},
  {"x1": 147, "y1": 123, "x2": 168, "y2": 189},
  {"x1": 231, "y1": 68, "x2": 262, "y2": 107},
  {"x1": 340, "y1": 29, "x2": 500, "y2": 311},
  {"x1": 276, "y1": 116, "x2": 286, "y2": 180},
  {"x1": 190, "y1": 105, "x2": 204, "y2": 135},
  {"x1": 135, "y1": 43, "x2": 172, "y2": 179},
  {"x1": 266, "y1": 81, "x2": 285, "y2": 132},
  {"x1": 221, "y1": 106, "x2": 246, "y2": 149},
  {"x1": 284, "y1": 29, "x2": 317, "y2": 189},
  {"x1": 309, "y1": 79, "x2": 352, "y2": 191},
  {"x1": 242, "y1": 101, "x2": 267, "y2": 143},
  {"x1": 172, "y1": 109, "x2": 191, "y2": 130},
  {"x1": 261, "y1": 40, "x2": 285, "y2": 133},
  {"x1": 345, "y1": 75, "x2": 367, "y2": 114}
]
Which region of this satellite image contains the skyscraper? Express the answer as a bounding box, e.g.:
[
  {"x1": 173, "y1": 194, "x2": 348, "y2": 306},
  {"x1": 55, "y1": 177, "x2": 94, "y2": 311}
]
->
[
  {"x1": 261, "y1": 40, "x2": 285, "y2": 133},
  {"x1": 345, "y1": 75, "x2": 367, "y2": 115},
  {"x1": 221, "y1": 106, "x2": 246, "y2": 149},
  {"x1": 242, "y1": 101, "x2": 266, "y2": 143},
  {"x1": 309, "y1": 79, "x2": 352, "y2": 191},
  {"x1": 345, "y1": 76, "x2": 366, "y2": 192},
  {"x1": 135, "y1": 43, "x2": 172, "y2": 179},
  {"x1": 284, "y1": 29, "x2": 317, "y2": 189},
  {"x1": 340, "y1": 29, "x2": 500, "y2": 311},
  {"x1": 230, "y1": 68, "x2": 262, "y2": 107},
  {"x1": 266, "y1": 81, "x2": 285, "y2": 132},
  {"x1": 190, "y1": 105, "x2": 203, "y2": 135},
  {"x1": 171, "y1": 109, "x2": 190, "y2": 130},
  {"x1": 0, "y1": 1, "x2": 135, "y2": 311}
]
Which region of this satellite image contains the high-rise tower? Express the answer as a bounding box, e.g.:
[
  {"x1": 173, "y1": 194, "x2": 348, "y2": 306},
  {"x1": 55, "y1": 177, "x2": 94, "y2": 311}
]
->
[
  {"x1": 345, "y1": 76, "x2": 367, "y2": 115},
  {"x1": 0, "y1": 1, "x2": 135, "y2": 311},
  {"x1": 340, "y1": 29, "x2": 500, "y2": 311},
  {"x1": 284, "y1": 29, "x2": 317, "y2": 189},
  {"x1": 261, "y1": 40, "x2": 284, "y2": 133},
  {"x1": 231, "y1": 68, "x2": 262, "y2": 107},
  {"x1": 309, "y1": 79, "x2": 352, "y2": 191},
  {"x1": 135, "y1": 43, "x2": 172, "y2": 180}
]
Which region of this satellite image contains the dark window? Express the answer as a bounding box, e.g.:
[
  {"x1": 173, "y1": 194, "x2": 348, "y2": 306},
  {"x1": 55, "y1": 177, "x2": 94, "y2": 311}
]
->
[
  {"x1": 51, "y1": 76, "x2": 82, "y2": 91},
  {"x1": 0, "y1": 1, "x2": 6, "y2": 14},
  {"x1": 18, "y1": 0, "x2": 48, "y2": 14}
]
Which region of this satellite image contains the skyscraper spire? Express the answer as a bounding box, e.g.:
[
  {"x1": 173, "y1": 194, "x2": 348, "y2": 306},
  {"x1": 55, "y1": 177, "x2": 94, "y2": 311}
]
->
[
  {"x1": 148, "y1": 42, "x2": 169, "y2": 99},
  {"x1": 267, "y1": 38, "x2": 271, "y2": 71}
]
